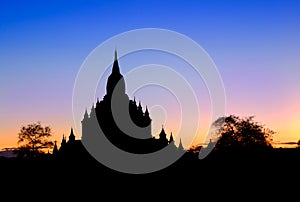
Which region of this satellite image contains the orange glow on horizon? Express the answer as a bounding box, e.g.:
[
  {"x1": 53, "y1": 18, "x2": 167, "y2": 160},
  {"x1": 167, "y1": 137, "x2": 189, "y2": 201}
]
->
[
  {"x1": 2, "y1": 121, "x2": 300, "y2": 151},
  {"x1": 1, "y1": 99, "x2": 300, "y2": 151}
]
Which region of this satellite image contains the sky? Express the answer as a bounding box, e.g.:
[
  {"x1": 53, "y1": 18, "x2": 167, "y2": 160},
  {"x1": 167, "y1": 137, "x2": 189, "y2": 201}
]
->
[{"x1": 0, "y1": 0, "x2": 300, "y2": 150}]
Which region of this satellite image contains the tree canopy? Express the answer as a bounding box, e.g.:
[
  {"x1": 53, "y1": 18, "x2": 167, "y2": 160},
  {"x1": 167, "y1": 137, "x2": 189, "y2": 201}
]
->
[
  {"x1": 17, "y1": 122, "x2": 54, "y2": 158},
  {"x1": 211, "y1": 115, "x2": 275, "y2": 151}
]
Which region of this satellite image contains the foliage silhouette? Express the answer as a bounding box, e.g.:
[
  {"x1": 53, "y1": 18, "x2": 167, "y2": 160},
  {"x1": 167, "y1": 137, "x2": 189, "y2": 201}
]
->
[
  {"x1": 16, "y1": 122, "x2": 54, "y2": 158},
  {"x1": 211, "y1": 115, "x2": 274, "y2": 151}
]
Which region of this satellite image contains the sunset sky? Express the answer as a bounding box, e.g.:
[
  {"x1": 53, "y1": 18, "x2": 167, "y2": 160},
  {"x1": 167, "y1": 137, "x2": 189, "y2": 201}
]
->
[{"x1": 1, "y1": 0, "x2": 300, "y2": 150}]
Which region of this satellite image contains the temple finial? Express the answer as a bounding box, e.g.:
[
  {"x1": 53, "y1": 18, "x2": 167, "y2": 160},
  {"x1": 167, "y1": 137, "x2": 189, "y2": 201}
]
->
[
  {"x1": 114, "y1": 48, "x2": 117, "y2": 61},
  {"x1": 112, "y1": 48, "x2": 120, "y2": 74}
]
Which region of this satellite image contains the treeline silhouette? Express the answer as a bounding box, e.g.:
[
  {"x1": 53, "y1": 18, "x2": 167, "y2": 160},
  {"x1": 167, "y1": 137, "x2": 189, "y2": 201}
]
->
[
  {"x1": 1, "y1": 118, "x2": 300, "y2": 199},
  {"x1": 2, "y1": 115, "x2": 300, "y2": 177}
]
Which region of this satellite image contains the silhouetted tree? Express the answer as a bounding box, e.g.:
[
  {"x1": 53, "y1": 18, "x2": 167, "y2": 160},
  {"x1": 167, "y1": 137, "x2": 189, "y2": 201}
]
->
[
  {"x1": 212, "y1": 115, "x2": 274, "y2": 151},
  {"x1": 17, "y1": 122, "x2": 54, "y2": 158}
]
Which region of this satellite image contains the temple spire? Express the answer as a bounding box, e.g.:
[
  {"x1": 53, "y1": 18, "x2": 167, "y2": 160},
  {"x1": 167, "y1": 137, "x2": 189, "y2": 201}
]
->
[
  {"x1": 145, "y1": 106, "x2": 149, "y2": 116},
  {"x1": 169, "y1": 132, "x2": 174, "y2": 143},
  {"x1": 114, "y1": 48, "x2": 117, "y2": 61},
  {"x1": 69, "y1": 127, "x2": 75, "y2": 143},
  {"x1": 61, "y1": 134, "x2": 66, "y2": 147},
  {"x1": 112, "y1": 49, "x2": 120, "y2": 74},
  {"x1": 53, "y1": 140, "x2": 58, "y2": 155},
  {"x1": 106, "y1": 50, "x2": 125, "y2": 96},
  {"x1": 84, "y1": 108, "x2": 89, "y2": 119},
  {"x1": 178, "y1": 138, "x2": 184, "y2": 151}
]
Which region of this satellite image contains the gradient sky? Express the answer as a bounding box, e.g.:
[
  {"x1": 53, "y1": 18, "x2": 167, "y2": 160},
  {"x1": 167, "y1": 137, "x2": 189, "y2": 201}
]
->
[{"x1": 1, "y1": 0, "x2": 300, "y2": 150}]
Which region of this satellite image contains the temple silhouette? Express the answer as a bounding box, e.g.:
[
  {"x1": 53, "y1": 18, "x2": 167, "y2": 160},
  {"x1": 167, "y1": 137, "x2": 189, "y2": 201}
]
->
[{"x1": 55, "y1": 50, "x2": 184, "y2": 159}]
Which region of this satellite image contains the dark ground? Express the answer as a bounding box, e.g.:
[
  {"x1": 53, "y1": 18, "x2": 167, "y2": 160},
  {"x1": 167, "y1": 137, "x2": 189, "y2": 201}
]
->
[{"x1": 1, "y1": 148, "x2": 299, "y2": 200}]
